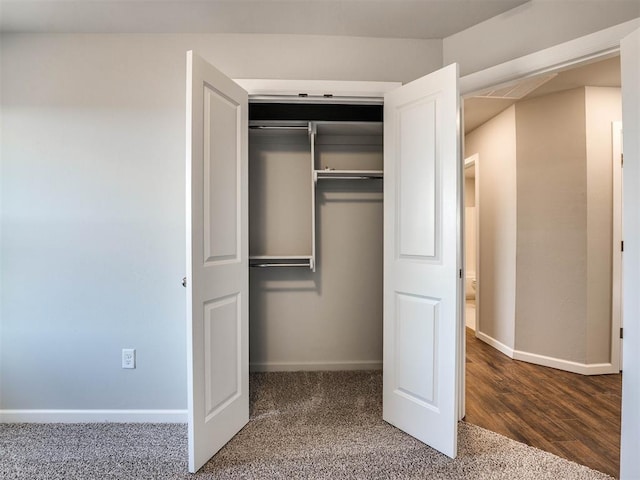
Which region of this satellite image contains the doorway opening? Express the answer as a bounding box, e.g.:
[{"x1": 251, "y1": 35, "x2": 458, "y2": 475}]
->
[
  {"x1": 247, "y1": 104, "x2": 385, "y2": 374},
  {"x1": 463, "y1": 153, "x2": 478, "y2": 333},
  {"x1": 462, "y1": 54, "x2": 623, "y2": 477}
]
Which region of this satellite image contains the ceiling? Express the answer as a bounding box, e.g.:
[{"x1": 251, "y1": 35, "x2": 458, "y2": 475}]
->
[
  {"x1": 464, "y1": 55, "x2": 622, "y2": 134},
  {"x1": 0, "y1": 0, "x2": 529, "y2": 37}
]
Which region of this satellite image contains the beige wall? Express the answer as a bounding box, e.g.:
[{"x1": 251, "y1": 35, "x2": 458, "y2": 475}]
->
[
  {"x1": 585, "y1": 87, "x2": 622, "y2": 363},
  {"x1": 468, "y1": 87, "x2": 621, "y2": 367},
  {"x1": 515, "y1": 88, "x2": 588, "y2": 362},
  {"x1": 464, "y1": 176, "x2": 477, "y2": 279},
  {"x1": 465, "y1": 105, "x2": 517, "y2": 349},
  {"x1": 250, "y1": 185, "x2": 384, "y2": 369},
  {"x1": 465, "y1": 208, "x2": 476, "y2": 276},
  {"x1": 249, "y1": 131, "x2": 384, "y2": 369},
  {"x1": 465, "y1": 176, "x2": 476, "y2": 208}
]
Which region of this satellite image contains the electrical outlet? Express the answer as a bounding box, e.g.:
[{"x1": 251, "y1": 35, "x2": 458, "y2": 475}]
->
[{"x1": 122, "y1": 348, "x2": 136, "y2": 369}]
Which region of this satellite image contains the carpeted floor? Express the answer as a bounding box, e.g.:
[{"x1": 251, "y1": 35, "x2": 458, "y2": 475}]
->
[{"x1": 0, "y1": 371, "x2": 613, "y2": 479}]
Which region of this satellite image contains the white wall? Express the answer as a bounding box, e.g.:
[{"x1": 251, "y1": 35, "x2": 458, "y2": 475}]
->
[
  {"x1": 0, "y1": 33, "x2": 441, "y2": 412},
  {"x1": 444, "y1": 0, "x2": 640, "y2": 76},
  {"x1": 1, "y1": 35, "x2": 189, "y2": 410},
  {"x1": 465, "y1": 105, "x2": 517, "y2": 350}
]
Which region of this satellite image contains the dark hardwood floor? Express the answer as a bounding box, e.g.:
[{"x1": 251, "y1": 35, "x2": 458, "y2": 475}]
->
[{"x1": 465, "y1": 327, "x2": 622, "y2": 478}]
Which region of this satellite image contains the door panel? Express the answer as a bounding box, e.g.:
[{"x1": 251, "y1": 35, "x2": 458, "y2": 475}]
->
[
  {"x1": 203, "y1": 294, "x2": 241, "y2": 420},
  {"x1": 395, "y1": 294, "x2": 438, "y2": 404},
  {"x1": 203, "y1": 84, "x2": 240, "y2": 262},
  {"x1": 398, "y1": 99, "x2": 437, "y2": 258},
  {"x1": 383, "y1": 63, "x2": 461, "y2": 458},
  {"x1": 186, "y1": 50, "x2": 249, "y2": 473}
]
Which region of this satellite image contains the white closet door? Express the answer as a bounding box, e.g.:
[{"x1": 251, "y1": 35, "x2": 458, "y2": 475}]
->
[
  {"x1": 185, "y1": 50, "x2": 249, "y2": 473},
  {"x1": 383, "y1": 63, "x2": 461, "y2": 458}
]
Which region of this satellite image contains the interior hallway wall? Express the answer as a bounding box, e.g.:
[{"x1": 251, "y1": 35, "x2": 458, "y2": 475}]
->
[
  {"x1": 514, "y1": 88, "x2": 589, "y2": 363},
  {"x1": 465, "y1": 105, "x2": 517, "y2": 350},
  {"x1": 0, "y1": 33, "x2": 441, "y2": 411},
  {"x1": 465, "y1": 86, "x2": 621, "y2": 368},
  {"x1": 515, "y1": 86, "x2": 621, "y2": 365},
  {"x1": 585, "y1": 86, "x2": 622, "y2": 363}
]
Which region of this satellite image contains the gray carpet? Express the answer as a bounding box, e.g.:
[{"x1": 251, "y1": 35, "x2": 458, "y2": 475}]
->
[{"x1": 0, "y1": 371, "x2": 613, "y2": 479}]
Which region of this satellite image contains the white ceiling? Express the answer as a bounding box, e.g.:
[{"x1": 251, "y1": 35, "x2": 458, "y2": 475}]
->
[{"x1": 0, "y1": 0, "x2": 529, "y2": 37}]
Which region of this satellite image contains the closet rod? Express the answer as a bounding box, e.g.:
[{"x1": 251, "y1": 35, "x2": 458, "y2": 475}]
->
[
  {"x1": 250, "y1": 263, "x2": 311, "y2": 268},
  {"x1": 249, "y1": 125, "x2": 309, "y2": 130},
  {"x1": 317, "y1": 175, "x2": 382, "y2": 180}
]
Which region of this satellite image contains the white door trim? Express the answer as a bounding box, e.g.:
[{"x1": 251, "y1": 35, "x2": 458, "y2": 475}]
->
[
  {"x1": 234, "y1": 79, "x2": 401, "y2": 100},
  {"x1": 612, "y1": 120, "x2": 623, "y2": 373},
  {"x1": 231, "y1": 75, "x2": 462, "y2": 457},
  {"x1": 460, "y1": 18, "x2": 640, "y2": 97}
]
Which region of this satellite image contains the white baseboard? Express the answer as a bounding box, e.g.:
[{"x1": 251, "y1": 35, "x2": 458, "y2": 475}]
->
[
  {"x1": 0, "y1": 409, "x2": 188, "y2": 423},
  {"x1": 475, "y1": 331, "x2": 515, "y2": 358},
  {"x1": 512, "y1": 350, "x2": 617, "y2": 376},
  {"x1": 475, "y1": 330, "x2": 618, "y2": 375},
  {"x1": 250, "y1": 360, "x2": 382, "y2": 372}
]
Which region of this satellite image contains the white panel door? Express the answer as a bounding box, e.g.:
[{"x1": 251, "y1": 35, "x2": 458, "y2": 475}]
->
[
  {"x1": 185, "y1": 50, "x2": 249, "y2": 473},
  {"x1": 383, "y1": 63, "x2": 461, "y2": 458},
  {"x1": 620, "y1": 27, "x2": 640, "y2": 480}
]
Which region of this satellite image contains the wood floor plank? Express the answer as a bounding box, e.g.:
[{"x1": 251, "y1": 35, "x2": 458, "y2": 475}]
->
[{"x1": 465, "y1": 327, "x2": 621, "y2": 478}]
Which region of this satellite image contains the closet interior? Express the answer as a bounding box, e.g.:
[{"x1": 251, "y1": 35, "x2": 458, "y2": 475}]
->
[{"x1": 247, "y1": 102, "x2": 385, "y2": 371}]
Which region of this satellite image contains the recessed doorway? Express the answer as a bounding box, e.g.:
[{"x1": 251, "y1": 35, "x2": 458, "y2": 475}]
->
[{"x1": 463, "y1": 55, "x2": 624, "y2": 477}]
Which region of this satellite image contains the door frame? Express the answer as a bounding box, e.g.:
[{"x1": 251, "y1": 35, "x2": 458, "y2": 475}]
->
[
  {"x1": 612, "y1": 120, "x2": 623, "y2": 373},
  {"x1": 463, "y1": 56, "x2": 625, "y2": 375},
  {"x1": 458, "y1": 18, "x2": 639, "y2": 477},
  {"x1": 235, "y1": 76, "x2": 464, "y2": 444},
  {"x1": 462, "y1": 152, "x2": 479, "y2": 336}
]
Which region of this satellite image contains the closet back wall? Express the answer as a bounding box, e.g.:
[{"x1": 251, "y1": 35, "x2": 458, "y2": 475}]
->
[
  {"x1": 249, "y1": 187, "x2": 384, "y2": 370},
  {"x1": 249, "y1": 125, "x2": 384, "y2": 370},
  {"x1": 1, "y1": 33, "x2": 439, "y2": 412}
]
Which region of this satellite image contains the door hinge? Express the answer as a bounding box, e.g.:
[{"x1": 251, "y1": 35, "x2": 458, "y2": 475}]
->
[
  {"x1": 621, "y1": 241, "x2": 624, "y2": 252},
  {"x1": 459, "y1": 269, "x2": 462, "y2": 279},
  {"x1": 620, "y1": 327, "x2": 623, "y2": 339},
  {"x1": 621, "y1": 153, "x2": 624, "y2": 167}
]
